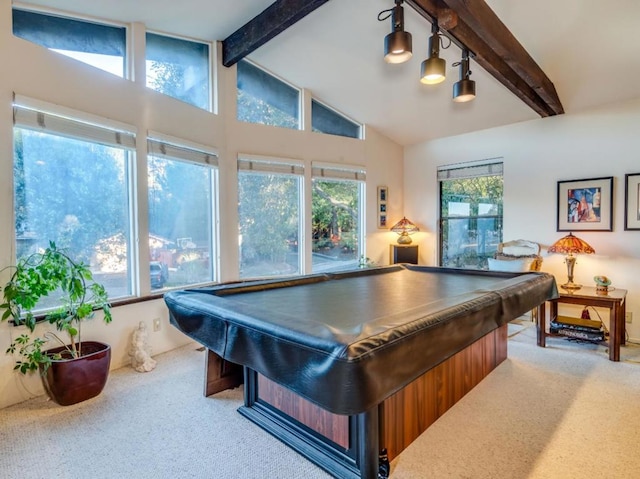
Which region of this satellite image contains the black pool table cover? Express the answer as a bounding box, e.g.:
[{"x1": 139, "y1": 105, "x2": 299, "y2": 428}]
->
[{"x1": 164, "y1": 265, "x2": 558, "y2": 415}]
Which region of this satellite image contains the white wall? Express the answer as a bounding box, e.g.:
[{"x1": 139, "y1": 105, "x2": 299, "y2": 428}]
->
[
  {"x1": 0, "y1": 0, "x2": 404, "y2": 408},
  {"x1": 405, "y1": 98, "x2": 640, "y2": 341}
]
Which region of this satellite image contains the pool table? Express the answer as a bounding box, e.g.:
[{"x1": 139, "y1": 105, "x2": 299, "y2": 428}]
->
[{"x1": 165, "y1": 265, "x2": 558, "y2": 479}]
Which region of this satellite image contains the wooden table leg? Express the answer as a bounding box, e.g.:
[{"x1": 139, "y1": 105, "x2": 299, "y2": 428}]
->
[
  {"x1": 537, "y1": 301, "x2": 548, "y2": 348},
  {"x1": 620, "y1": 300, "x2": 627, "y2": 346},
  {"x1": 609, "y1": 306, "x2": 620, "y2": 362}
]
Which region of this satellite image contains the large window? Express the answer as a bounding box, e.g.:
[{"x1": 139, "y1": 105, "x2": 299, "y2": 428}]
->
[
  {"x1": 439, "y1": 161, "x2": 503, "y2": 269},
  {"x1": 146, "y1": 32, "x2": 211, "y2": 110},
  {"x1": 147, "y1": 137, "x2": 218, "y2": 290},
  {"x1": 238, "y1": 157, "x2": 303, "y2": 278},
  {"x1": 311, "y1": 164, "x2": 365, "y2": 272},
  {"x1": 13, "y1": 100, "x2": 135, "y2": 302},
  {"x1": 12, "y1": 8, "x2": 126, "y2": 77},
  {"x1": 311, "y1": 99, "x2": 361, "y2": 139},
  {"x1": 237, "y1": 60, "x2": 300, "y2": 129}
]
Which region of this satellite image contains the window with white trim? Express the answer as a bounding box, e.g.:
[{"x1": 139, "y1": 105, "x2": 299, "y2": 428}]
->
[
  {"x1": 236, "y1": 60, "x2": 300, "y2": 129},
  {"x1": 438, "y1": 160, "x2": 503, "y2": 269},
  {"x1": 13, "y1": 99, "x2": 136, "y2": 304},
  {"x1": 311, "y1": 163, "x2": 365, "y2": 272},
  {"x1": 238, "y1": 157, "x2": 303, "y2": 278},
  {"x1": 147, "y1": 136, "x2": 218, "y2": 290},
  {"x1": 311, "y1": 99, "x2": 361, "y2": 139},
  {"x1": 12, "y1": 8, "x2": 126, "y2": 78},
  {"x1": 146, "y1": 32, "x2": 211, "y2": 111}
]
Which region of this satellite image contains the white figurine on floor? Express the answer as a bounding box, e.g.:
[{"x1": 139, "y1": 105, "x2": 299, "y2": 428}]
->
[{"x1": 129, "y1": 321, "x2": 157, "y2": 372}]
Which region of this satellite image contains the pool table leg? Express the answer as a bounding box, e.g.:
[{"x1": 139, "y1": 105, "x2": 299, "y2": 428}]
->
[{"x1": 357, "y1": 405, "x2": 381, "y2": 479}]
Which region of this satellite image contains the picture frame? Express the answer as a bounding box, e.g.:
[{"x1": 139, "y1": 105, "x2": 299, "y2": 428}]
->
[
  {"x1": 557, "y1": 176, "x2": 613, "y2": 231},
  {"x1": 624, "y1": 173, "x2": 640, "y2": 230},
  {"x1": 377, "y1": 186, "x2": 388, "y2": 229}
]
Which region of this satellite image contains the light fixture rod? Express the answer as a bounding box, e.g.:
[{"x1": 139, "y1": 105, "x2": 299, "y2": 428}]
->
[{"x1": 403, "y1": 0, "x2": 472, "y2": 55}]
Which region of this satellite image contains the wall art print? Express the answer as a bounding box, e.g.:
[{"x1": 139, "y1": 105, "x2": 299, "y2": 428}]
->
[{"x1": 557, "y1": 176, "x2": 613, "y2": 231}]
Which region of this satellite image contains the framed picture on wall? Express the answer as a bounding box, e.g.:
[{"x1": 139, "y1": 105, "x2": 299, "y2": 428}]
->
[
  {"x1": 377, "y1": 186, "x2": 388, "y2": 229},
  {"x1": 557, "y1": 176, "x2": 613, "y2": 231},
  {"x1": 624, "y1": 173, "x2": 640, "y2": 230}
]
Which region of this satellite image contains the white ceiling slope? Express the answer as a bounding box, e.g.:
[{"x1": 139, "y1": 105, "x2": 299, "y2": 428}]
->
[{"x1": 22, "y1": 0, "x2": 640, "y2": 146}]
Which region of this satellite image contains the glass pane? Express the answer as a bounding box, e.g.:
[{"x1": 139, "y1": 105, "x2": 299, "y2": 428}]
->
[
  {"x1": 14, "y1": 128, "x2": 132, "y2": 304},
  {"x1": 237, "y1": 60, "x2": 300, "y2": 129},
  {"x1": 146, "y1": 32, "x2": 210, "y2": 110},
  {"x1": 311, "y1": 100, "x2": 361, "y2": 139},
  {"x1": 148, "y1": 156, "x2": 214, "y2": 289},
  {"x1": 439, "y1": 175, "x2": 503, "y2": 269},
  {"x1": 311, "y1": 179, "x2": 360, "y2": 272},
  {"x1": 440, "y1": 217, "x2": 501, "y2": 269},
  {"x1": 238, "y1": 172, "x2": 301, "y2": 278},
  {"x1": 13, "y1": 9, "x2": 125, "y2": 77}
]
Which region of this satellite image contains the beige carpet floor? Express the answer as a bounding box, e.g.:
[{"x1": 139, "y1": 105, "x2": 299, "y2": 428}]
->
[{"x1": 1, "y1": 321, "x2": 639, "y2": 479}]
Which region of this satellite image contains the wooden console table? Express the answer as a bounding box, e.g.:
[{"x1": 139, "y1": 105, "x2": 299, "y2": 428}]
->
[{"x1": 537, "y1": 286, "x2": 627, "y2": 361}]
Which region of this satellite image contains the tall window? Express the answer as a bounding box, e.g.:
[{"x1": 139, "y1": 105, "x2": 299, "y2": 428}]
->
[
  {"x1": 12, "y1": 8, "x2": 126, "y2": 77},
  {"x1": 238, "y1": 157, "x2": 303, "y2": 278},
  {"x1": 13, "y1": 99, "x2": 136, "y2": 302},
  {"x1": 146, "y1": 33, "x2": 211, "y2": 111},
  {"x1": 439, "y1": 161, "x2": 503, "y2": 269},
  {"x1": 237, "y1": 60, "x2": 300, "y2": 129},
  {"x1": 311, "y1": 164, "x2": 365, "y2": 272},
  {"x1": 147, "y1": 137, "x2": 218, "y2": 290},
  {"x1": 311, "y1": 99, "x2": 361, "y2": 139}
]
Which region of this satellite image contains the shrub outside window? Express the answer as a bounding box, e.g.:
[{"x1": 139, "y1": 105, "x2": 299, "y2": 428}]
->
[
  {"x1": 238, "y1": 158, "x2": 303, "y2": 278},
  {"x1": 311, "y1": 164, "x2": 365, "y2": 273}
]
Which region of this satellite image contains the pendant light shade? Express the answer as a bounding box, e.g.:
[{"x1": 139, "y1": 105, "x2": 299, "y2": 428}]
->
[
  {"x1": 383, "y1": 1, "x2": 412, "y2": 64},
  {"x1": 420, "y1": 24, "x2": 446, "y2": 84},
  {"x1": 453, "y1": 49, "x2": 476, "y2": 102}
]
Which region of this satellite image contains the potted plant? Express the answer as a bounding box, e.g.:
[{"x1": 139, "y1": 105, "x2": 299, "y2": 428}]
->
[{"x1": 0, "y1": 241, "x2": 113, "y2": 405}]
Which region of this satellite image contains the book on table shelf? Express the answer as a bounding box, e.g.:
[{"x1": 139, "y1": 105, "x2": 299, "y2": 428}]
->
[{"x1": 550, "y1": 315, "x2": 606, "y2": 342}]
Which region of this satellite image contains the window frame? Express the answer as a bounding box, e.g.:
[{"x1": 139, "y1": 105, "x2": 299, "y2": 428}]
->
[
  {"x1": 310, "y1": 162, "x2": 366, "y2": 273},
  {"x1": 12, "y1": 96, "x2": 138, "y2": 302},
  {"x1": 437, "y1": 160, "x2": 504, "y2": 269},
  {"x1": 147, "y1": 133, "x2": 220, "y2": 291},
  {"x1": 237, "y1": 155, "x2": 305, "y2": 279},
  {"x1": 145, "y1": 30, "x2": 214, "y2": 112},
  {"x1": 236, "y1": 59, "x2": 302, "y2": 130},
  {"x1": 12, "y1": 7, "x2": 129, "y2": 78},
  {"x1": 311, "y1": 98, "x2": 362, "y2": 140}
]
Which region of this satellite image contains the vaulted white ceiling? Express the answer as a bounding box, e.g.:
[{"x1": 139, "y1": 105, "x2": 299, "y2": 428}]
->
[{"x1": 21, "y1": 0, "x2": 640, "y2": 146}]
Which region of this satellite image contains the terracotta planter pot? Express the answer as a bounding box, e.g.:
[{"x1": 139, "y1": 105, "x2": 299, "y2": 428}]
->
[{"x1": 40, "y1": 341, "x2": 111, "y2": 406}]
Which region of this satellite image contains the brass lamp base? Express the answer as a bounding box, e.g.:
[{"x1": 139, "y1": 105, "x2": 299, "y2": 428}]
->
[
  {"x1": 561, "y1": 254, "x2": 581, "y2": 290},
  {"x1": 396, "y1": 233, "x2": 413, "y2": 245}
]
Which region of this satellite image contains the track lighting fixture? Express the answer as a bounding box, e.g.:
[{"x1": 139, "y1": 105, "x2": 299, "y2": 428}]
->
[
  {"x1": 377, "y1": 5, "x2": 478, "y2": 98},
  {"x1": 420, "y1": 22, "x2": 446, "y2": 85},
  {"x1": 452, "y1": 49, "x2": 476, "y2": 102},
  {"x1": 379, "y1": 0, "x2": 412, "y2": 64}
]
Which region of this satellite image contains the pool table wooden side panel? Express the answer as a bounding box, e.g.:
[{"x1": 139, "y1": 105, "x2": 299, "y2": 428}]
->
[
  {"x1": 382, "y1": 322, "x2": 508, "y2": 460},
  {"x1": 244, "y1": 324, "x2": 507, "y2": 463}
]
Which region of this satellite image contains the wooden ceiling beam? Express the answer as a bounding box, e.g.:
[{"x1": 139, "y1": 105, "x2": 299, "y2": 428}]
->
[
  {"x1": 222, "y1": 0, "x2": 330, "y2": 68},
  {"x1": 406, "y1": 0, "x2": 564, "y2": 116}
]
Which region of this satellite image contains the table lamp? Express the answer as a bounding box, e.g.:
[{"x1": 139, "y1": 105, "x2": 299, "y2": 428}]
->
[
  {"x1": 547, "y1": 232, "x2": 595, "y2": 290},
  {"x1": 390, "y1": 217, "x2": 419, "y2": 244}
]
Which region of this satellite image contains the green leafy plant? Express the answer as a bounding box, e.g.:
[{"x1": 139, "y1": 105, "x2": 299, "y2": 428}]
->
[{"x1": 1, "y1": 241, "x2": 112, "y2": 374}]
